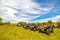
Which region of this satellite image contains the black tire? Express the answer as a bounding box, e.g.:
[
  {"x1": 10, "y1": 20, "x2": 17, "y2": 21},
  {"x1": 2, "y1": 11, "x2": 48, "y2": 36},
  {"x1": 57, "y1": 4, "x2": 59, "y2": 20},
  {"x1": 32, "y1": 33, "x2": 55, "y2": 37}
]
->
[
  {"x1": 50, "y1": 26, "x2": 54, "y2": 33},
  {"x1": 33, "y1": 28, "x2": 37, "y2": 31},
  {"x1": 17, "y1": 24, "x2": 21, "y2": 27},
  {"x1": 38, "y1": 29, "x2": 42, "y2": 32},
  {"x1": 51, "y1": 28, "x2": 53, "y2": 32},
  {"x1": 24, "y1": 26, "x2": 29, "y2": 29},
  {"x1": 46, "y1": 28, "x2": 51, "y2": 35}
]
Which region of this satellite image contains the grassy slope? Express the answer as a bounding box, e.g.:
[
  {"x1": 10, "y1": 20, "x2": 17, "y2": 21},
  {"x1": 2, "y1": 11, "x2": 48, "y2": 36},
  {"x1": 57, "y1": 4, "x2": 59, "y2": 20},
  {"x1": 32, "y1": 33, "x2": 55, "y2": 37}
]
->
[{"x1": 0, "y1": 24, "x2": 60, "y2": 40}]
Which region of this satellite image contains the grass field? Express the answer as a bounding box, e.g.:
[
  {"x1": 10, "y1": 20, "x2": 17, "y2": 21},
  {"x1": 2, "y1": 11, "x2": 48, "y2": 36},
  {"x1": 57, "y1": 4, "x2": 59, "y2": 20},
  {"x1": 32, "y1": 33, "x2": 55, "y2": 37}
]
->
[{"x1": 0, "y1": 24, "x2": 60, "y2": 40}]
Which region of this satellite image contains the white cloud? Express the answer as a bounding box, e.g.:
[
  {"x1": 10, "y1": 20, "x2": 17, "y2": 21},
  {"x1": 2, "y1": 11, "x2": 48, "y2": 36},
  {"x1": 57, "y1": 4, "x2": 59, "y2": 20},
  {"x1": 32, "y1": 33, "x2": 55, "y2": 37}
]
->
[{"x1": 0, "y1": 0, "x2": 53, "y2": 23}]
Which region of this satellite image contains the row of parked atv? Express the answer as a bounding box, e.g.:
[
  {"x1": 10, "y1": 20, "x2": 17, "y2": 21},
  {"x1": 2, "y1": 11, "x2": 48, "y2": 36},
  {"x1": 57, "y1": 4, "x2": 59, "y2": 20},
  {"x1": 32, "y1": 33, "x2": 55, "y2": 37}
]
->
[{"x1": 17, "y1": 23, "x2": 54, "y2": 35}]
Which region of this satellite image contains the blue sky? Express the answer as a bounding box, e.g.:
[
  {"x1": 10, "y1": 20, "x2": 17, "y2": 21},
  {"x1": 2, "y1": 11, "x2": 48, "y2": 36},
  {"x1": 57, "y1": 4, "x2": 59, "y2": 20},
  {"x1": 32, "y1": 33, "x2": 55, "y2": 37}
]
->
[{"x1": 0, "y1": 0, "x2": 60, "y2": 23}]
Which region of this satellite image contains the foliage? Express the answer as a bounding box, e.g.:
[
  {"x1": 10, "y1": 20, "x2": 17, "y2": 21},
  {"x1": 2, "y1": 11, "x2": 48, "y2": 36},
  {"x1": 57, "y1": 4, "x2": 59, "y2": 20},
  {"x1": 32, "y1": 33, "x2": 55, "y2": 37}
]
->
[
  {"x1": 18, "y1": 22, "x2": 27, "y2": 26},
  {"x1": 47, "y1": 20, "x2": 53, "y2": 25},
  {"x1": 0, "y1": 17, "x2": 2, "y2": 22},
  {"x1": 4, "y1": 22, "x2": 11, "y2": 24},
  {"x1": 0, "y1": 17, "x2": 3, "y2": 25},
  {"x1": 56, "y1": 22, "x2": 60, "y2": 25},
  {"x1": 35, "y1": 22, "x2": 41, "y2": 26}
]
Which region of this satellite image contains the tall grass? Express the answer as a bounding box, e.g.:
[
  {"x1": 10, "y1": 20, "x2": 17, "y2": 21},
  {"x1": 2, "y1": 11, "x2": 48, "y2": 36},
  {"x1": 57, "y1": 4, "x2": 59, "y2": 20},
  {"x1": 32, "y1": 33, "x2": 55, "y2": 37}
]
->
[{"x1": 0, "y1": 24, "x2": 60, "y2": 40}]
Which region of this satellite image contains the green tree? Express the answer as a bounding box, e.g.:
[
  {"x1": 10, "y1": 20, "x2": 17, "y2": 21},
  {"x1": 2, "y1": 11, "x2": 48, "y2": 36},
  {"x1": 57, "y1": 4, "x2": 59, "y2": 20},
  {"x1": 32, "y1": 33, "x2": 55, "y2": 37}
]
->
[
  {"x1": 0, "y1": 17, "x2": 3, "y2": 25},
  {"x1": 56, "y1": 22, "x2": 60, "y2": 24},
  {"x1": 56, "y1": 18, "x2": 60, "y2": 25},
  {"x1": 4, "y1": 21, "x2": 10, "y2": 24},
  {"x1": 35, "y1": 22, "x2": 41, "y2": 26},
  {"x1": 47, "y1": 20, "x2": 53, "y2": 25},
  {"x1": 0, "y1": 17, "x2": 2, "y2": 22},
  {"x1": 18, "y1": 22, "x2": 27, "y2": 26}
]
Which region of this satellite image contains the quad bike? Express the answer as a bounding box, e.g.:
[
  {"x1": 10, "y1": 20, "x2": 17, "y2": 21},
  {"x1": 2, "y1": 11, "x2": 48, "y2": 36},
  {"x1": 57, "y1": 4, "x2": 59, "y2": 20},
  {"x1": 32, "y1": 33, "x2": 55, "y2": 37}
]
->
[
  {"x1": 23, "y1": 23, "x2": 38, "y2": 31},
  {"x1": 38, "y1": 25, "x2": 53, "y2": 35}
]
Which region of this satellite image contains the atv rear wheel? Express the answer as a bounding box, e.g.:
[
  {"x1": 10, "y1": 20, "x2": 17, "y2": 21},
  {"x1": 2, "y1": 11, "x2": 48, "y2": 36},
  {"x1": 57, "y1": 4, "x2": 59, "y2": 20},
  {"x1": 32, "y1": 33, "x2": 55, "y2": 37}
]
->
[{"x1": 46, "y1": 28, "x2": 51, "y2": 35}]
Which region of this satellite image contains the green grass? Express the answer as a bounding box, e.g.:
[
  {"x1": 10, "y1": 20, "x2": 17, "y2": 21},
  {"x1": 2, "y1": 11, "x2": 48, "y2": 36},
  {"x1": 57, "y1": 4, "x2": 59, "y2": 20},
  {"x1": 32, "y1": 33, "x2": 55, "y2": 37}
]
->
[{"x1": 0, "y1": 24, "x2": 60, "y2": 40}]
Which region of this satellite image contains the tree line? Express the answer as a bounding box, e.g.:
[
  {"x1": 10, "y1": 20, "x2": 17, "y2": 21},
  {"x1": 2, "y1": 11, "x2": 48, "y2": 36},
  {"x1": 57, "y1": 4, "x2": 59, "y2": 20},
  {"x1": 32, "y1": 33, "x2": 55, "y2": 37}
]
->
[{"x1": 0, "y1": 17, "x2": 60, "y2": 27}]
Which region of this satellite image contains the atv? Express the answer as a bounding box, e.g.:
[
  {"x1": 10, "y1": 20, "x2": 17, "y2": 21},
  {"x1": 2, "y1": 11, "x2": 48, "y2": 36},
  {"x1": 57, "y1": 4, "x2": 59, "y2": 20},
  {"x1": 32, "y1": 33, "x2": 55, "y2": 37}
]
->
[
  {"x1": 24, "y1": 23, "x2": 39, "y2": 31},
  {"x1": 38, "y1": 24, "x2": 53, "y2": 35}
]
